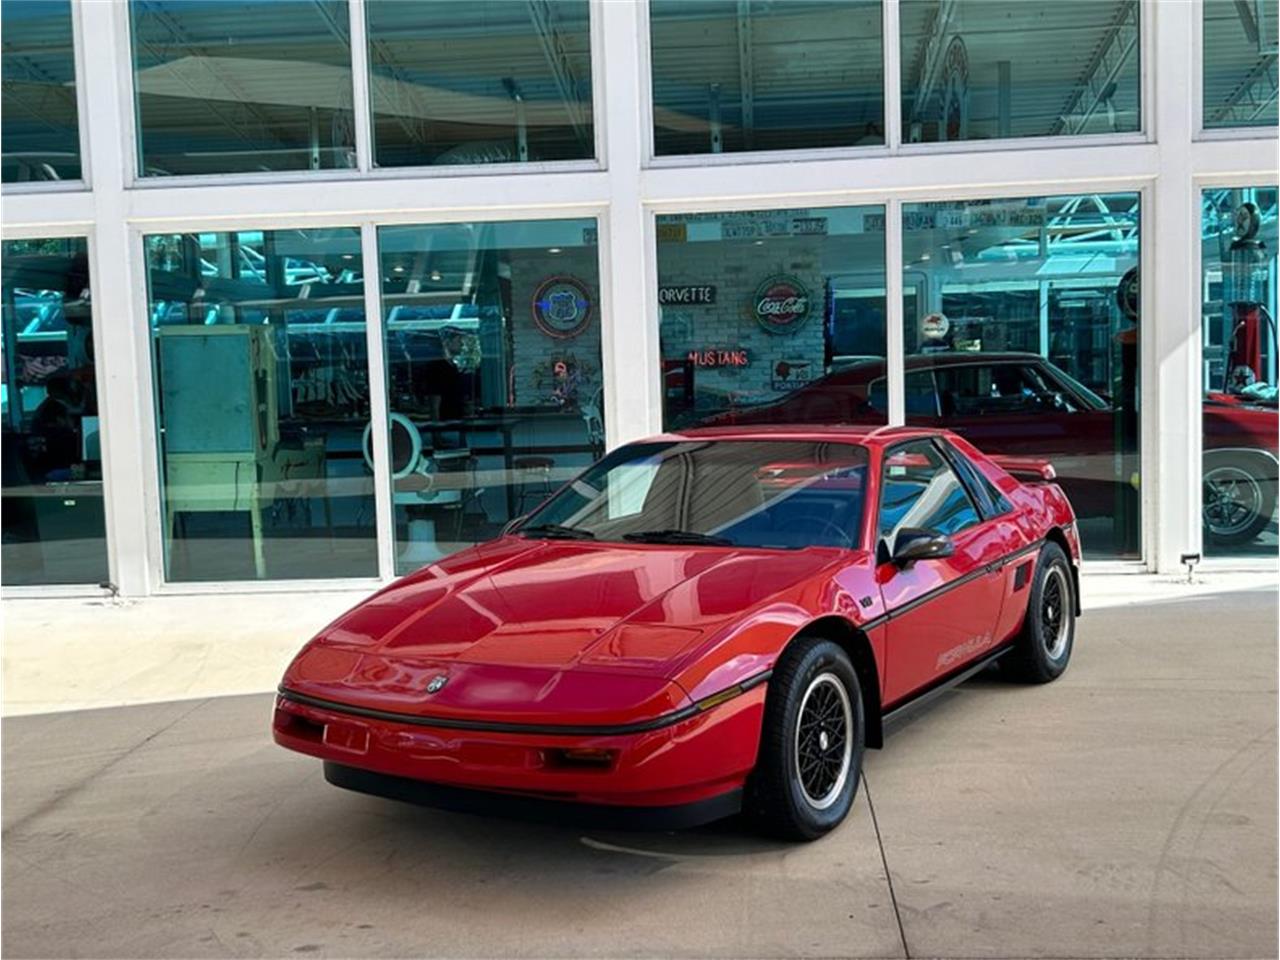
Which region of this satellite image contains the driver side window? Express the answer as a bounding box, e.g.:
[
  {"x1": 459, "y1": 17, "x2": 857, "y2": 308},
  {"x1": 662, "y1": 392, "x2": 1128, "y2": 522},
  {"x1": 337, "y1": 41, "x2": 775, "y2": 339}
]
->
[{"x1": 878, "y1": 440, "x2": 982, "y2": 553}]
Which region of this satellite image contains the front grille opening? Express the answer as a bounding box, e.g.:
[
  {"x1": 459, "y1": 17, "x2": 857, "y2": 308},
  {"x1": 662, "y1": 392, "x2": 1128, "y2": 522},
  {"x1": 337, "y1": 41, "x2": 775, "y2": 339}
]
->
[
  {"x1": 277, "y1": 709, "x2": 325, "y2": 743},
  {"x1": 546, "y1": 747, "x2": 618, "y2": 771}
]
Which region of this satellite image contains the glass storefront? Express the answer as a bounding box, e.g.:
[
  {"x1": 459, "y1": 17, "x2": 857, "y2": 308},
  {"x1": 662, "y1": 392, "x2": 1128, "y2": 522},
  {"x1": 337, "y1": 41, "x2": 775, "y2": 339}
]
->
[
  {"x1": 1200, "y1": 186, "x2": 1278, "y2": 557},
  {"x1": 129, "y1": 1, "x2": 356, "y2": 177},
  {"x1": 656, "y1": 206, "x2": 887, "y2": 430},
  {"x1": 145, "y1": 228, "x2": 377, "y2": 581},
  {"x1": 901, "y1": 193, "x2": 1142, "y2": 559},
  {"x1": 2, "y1": 238, "x2": 107, "y2": 585},
  {"x1": 365, "y1": 0, "x2": 594, "y2": 167},
  {"x1": 1203, "y1": 0, "x2": 1279, "y2": 130},
  {"x1": 649, "y1": 1, "x2": 884, "y2": 156},
  {"x1": 2, "y1": 0, "x2": 82, "y2": 183},
  {"x1": 900, "y1": 0, "x2": 1140, "y2": 143},
  {"x1": 377, "y1": 218, "x2": 603, "y2": 574}
]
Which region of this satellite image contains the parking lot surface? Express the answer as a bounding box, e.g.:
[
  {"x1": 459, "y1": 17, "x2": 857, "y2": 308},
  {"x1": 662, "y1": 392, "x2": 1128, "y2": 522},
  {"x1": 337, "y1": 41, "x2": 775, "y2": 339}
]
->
[{"x1": 3, "y1": 586, "x2": 1276, "y2": 959}]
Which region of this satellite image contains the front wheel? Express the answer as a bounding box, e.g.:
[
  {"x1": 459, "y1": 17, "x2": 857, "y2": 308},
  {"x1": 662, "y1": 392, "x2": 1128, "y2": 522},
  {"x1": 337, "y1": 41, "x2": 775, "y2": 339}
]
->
[
  {"x1": 1004, "y1": 541, "x2": 1075, "y2": 684},
  {"x1": 746, "y1": 637, "x2": 864, "y2": 841}
]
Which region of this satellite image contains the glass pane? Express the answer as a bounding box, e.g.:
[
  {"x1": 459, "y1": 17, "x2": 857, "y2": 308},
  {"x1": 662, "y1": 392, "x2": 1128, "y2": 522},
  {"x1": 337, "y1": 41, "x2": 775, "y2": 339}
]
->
[
  {"x1": 130, "y1": 0, "x2": 356, "y2": 177},
  {"x1": 650, "y1": 0, "x2": 884, "y2": 156},
  {"x1": 145, "y1": 228, "x2": 376, "y2": 581},
  {"x1": 880, "y1": 440, "x2": 980, "y2": 544},
  {"x1": 655, "y1": 206, "x2": 887, "y2": 429},
  {"x1": 366, "y1": 0, "x2": 594, "y2": 167},
  {"x1": 2, "y1": 0, "x2": 82, "y2": 183},
  {"x1": 377, "y1": 218, "x2": 603, "y2": 575},
  {"x1": 1203, "y1": 0, "x2": 1279, "y2": 129},
  {"x1": 2, "y1": 237, "x2": 108, "y2": 584},
  {"x1": 1200, "y1": 187, "x2": 1278, "y2": 557},
  {"x1": 901, "y1": 193, "x2": 1142, "y2": 559},
  {"x1": 900, "y1": 0, "x2": 1141, "y2": 143}
]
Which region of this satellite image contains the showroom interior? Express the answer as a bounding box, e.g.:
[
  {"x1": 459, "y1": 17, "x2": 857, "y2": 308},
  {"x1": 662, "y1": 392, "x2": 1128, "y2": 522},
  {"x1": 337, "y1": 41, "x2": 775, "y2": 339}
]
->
[{"x1": 1, "y1": 0, "x2": 1276, "y2": 596}]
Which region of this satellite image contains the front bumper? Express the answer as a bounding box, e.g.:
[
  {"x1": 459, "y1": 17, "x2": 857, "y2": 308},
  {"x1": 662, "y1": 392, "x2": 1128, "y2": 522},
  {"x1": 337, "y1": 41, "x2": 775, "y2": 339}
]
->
[{"x1": 272, "y1": 685, "x2": 766, "y2": 813}]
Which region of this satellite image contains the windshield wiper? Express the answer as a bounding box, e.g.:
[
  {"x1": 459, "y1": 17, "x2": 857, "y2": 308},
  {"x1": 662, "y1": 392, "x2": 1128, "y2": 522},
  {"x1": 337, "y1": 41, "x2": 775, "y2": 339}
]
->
[
  {"x1": 622, "y1": 529, "x2": 735, "y2": 546},
  {"x1": 517, "y1": 523, "x2": 596, "y2": 540}
]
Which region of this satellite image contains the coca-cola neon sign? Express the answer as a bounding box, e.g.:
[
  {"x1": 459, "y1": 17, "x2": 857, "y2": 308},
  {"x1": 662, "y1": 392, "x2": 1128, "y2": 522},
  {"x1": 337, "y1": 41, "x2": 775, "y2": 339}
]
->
[{"x1": 753, "y1": 275, "x2": 811, "y2": 334}]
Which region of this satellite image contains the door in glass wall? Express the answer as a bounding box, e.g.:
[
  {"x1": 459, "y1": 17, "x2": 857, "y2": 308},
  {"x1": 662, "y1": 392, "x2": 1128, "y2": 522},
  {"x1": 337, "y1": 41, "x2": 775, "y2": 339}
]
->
[
  {"x1": 2, "y1": 0, "x2": 82, "y2": 182},
  {"x1": 1203, "y1": 0, "x2": 1279, "y2": 130},
  {"x1": 377, "y1": 218, "x2": 603, "y2": 575},
  {"x1": 900, "y1": 0, "x2": 1140, "y2": 143},
  {"x1": 2, "y1": 238, "x2": 108, "y2": 585},
  {"x1": 365, "y1": 0, "x2": 594, "y2": 167},
  {"x1": 130, "y1": 0, "x2": 356, "y2": 176},
  {"x1": 901, "y1": 194, "x2": 1142, "y2": 559},
  {"x1": 1200, "y1": 187, "x2": 1278, "y2": 557},
  {"x1": 145, "y1": 228, "x2": 376, "y2": 581},
  {"x1": 649, "y1": 1, "x2": 884, "y2": 156},
  {"x1": 655, "y1": 206, "x2": 887, "y2": 429}
]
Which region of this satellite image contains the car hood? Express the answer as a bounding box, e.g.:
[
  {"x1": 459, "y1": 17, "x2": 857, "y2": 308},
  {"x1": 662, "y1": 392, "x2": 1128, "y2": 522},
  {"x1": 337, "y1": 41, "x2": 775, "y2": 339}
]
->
[{"x1": 282, "y1": 537, "x2": 841, "y2": 723}]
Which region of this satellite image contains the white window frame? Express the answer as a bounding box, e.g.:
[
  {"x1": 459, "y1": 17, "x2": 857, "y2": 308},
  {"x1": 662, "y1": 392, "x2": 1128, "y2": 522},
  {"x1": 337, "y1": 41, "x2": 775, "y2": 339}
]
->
[
  {"x1": 2, "y1": 0, "x2": 1278, "y2": 596},
  {"x1": 1192, "y1": 0, "x2": 1280, "y2": 141}
]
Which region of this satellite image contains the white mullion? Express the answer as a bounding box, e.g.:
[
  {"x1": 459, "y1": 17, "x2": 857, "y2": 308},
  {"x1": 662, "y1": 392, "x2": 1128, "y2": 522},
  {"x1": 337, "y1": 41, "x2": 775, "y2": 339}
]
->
[
  {"x1": 360, "y1": 223, "x2": 396, "y2": 580},
  {"x1": 600, "y1": 0, "x2": 659, "y2": 447},
  {"x1": 885, "y1": 198, "x2": 905, "y2": 426},
  {"x1": 67, "y1": 0, "x2": 94, "y2": 189},
  {"x1": 883, "y1": 0, "x2": 902, "y2": 152},
  {"x1": 347, "y1": 0, "x2": 374, "y2": 173}
]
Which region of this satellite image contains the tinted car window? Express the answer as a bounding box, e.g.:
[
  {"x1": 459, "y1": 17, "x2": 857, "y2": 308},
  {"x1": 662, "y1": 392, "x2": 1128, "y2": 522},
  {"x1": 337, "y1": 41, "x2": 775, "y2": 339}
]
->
[
  {"x1": 878, "y1": 440, "x2": 982, "y2": 550},
  {"x1": 867, "y1": 371, "x2": 939, "y2": 417},
  {"x1": 941, "y1": 439, "x2": 1013, "y2": 518},
  {"x1": 934, "y1": 363, "x2": 1082, "y2": 416}
]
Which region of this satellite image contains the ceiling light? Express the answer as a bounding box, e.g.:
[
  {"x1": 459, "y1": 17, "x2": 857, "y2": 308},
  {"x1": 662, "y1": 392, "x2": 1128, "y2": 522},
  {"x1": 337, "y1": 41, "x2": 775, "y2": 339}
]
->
[
  {"x1": 393, "y1": 265, "x2": 405, "y2": 273},
  {"x1": 430, "y1": 270, "x2": 442, "y2": 281},
  {"x1": 548, "y1": 247, "x2": 562, "y2": 254},
  {"x1": 920, "y1": 253, "x2": 931, "y2": 261}
]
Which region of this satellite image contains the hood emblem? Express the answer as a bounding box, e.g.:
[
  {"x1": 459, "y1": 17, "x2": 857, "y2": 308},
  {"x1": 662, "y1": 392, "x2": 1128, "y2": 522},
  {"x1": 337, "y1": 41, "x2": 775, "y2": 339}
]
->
[{"x1": 425, "y1": 674, "x2": 448, "y2": 694}]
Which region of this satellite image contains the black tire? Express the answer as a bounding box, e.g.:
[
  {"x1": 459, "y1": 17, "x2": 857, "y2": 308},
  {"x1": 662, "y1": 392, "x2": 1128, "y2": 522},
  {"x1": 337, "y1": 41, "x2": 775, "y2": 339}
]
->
[
  {"x1": 1203, "y1": 456, "x2": 1277, "y2": 547},
  {"x1": 745, "y1": 637, "x2": 864, "y2": 841},
  {"x1": 1004, "y1": 541, "x2": 1075, "y2": 684}
]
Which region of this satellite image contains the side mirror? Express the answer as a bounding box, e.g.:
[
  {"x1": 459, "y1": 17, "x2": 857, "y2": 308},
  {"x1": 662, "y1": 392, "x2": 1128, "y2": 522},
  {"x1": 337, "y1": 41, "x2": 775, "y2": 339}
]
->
[
  {"x1": 501, "y1": 515, "x2": 528, "y2": 536},
  {"x1": 891, "y1": 528, "x2": 954, "y2": 566}
]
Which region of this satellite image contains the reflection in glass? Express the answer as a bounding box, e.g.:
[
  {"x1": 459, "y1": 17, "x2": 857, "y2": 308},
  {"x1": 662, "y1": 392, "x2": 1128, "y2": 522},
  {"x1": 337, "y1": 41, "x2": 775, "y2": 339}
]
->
[
  {"x1": 1200, "y1": 187, "x2": 1278, "y2": 557},
  {"x1": 377, "y1": 218, "x2": 603, "y2": 575},
  {"x1": 2, "y1": 238, "x2": 107, "y2": 584},
  {"x1": 649, "y1": 1, "x2": 883, "y2": 156},
  {"x1": 365, "y1": 0, "x2": 594, "y2": 167},
  {"x1": 2, "y1": 0, "x2": 82, "y2": 182},
  {"x1": 901, "y1": 194, "x2": 1142, "y2": 559},
  {"x1": 145, "y1": 229, "x2": 376, "y2": 581},
  {"x1": 1203, "y1": 0, "x2": 1279, "y2": 130},
  {"x1": 900, "y1": 0, "x2": 1140, "y2": 143},
  {"x1": 130, "y1": 0, "x2": 356, "y2": 177},
  {"x1": 655, "y1": 206, "x2": 887, "y2": 429}
]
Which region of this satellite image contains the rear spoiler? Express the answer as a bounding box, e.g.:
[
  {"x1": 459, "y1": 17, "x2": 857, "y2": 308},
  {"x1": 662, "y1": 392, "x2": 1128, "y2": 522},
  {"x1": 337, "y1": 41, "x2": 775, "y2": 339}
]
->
[{"x1": 990, "y1": 455, "x2": 1057, "y2": 482}]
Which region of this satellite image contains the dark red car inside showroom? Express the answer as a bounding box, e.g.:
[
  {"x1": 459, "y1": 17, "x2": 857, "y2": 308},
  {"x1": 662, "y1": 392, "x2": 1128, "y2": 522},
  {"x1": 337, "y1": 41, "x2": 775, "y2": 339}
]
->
[{"x1": 275, "y1": 426, "x2": 1081, "y2": 840}]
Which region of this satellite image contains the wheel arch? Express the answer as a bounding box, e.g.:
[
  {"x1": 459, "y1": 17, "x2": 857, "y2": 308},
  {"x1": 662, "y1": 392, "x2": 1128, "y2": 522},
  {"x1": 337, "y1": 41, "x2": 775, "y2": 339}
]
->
[
  {"x1": 1203, "y1": 446, "x2": 1280, "y2": 483},
  {"x1": 1041, "y1": 526, "x2": 1081, "y2": 616},
  {"x1": 785, "y1": 616, "x2": 884, "y2": 749}
]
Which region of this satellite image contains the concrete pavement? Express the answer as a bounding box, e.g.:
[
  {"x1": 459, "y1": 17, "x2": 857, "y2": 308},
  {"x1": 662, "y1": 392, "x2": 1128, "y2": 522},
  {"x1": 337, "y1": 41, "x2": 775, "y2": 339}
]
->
[{"x1": 2, "y1": 586, "x2": 1276, "y2": 958}]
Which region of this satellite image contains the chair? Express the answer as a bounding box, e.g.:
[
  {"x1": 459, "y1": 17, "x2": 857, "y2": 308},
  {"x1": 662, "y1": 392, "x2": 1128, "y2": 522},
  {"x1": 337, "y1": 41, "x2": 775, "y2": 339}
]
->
[{"x1": 362, "y1": 414, "x2": 471, "y2": 564}]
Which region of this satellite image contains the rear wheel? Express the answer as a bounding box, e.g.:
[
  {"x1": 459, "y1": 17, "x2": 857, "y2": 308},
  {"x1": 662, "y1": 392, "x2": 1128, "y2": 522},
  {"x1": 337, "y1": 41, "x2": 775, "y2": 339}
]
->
[
  {"x1": 746, "y1": 637, "x2": 864, "y2": 841},
  {"x1": 1203, "y1": 458, "x2": 1276, "y2": 547},
  {"x1": 1004, "y1": 541, "x2": 1075, "y2": 684}
]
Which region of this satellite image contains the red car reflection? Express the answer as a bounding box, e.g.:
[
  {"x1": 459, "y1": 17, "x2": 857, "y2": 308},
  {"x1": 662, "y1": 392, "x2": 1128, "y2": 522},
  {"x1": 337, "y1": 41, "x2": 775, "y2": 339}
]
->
[
  {"x1": 707, "y1": 352, "x2": 1278, "y2": 547},
  {"x1": 275, "y1": 427, "x2": 1081, "y2": 840}
]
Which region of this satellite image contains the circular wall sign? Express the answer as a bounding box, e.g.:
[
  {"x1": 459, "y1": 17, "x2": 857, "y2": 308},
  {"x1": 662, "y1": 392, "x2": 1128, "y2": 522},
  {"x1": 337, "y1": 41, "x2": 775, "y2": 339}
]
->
[
  {"x1": 1116, "y1": 266, "x2": 1140, "y2": 322},
  {"x1": 532, "y1": 275, "x2": 593, "y2": 339},
  {"x1": 753, "y1": 275, "x2": 811, "y2": 334},
  {"x1": 921, "y1": 312, "x2": 951, "y2": 341}
]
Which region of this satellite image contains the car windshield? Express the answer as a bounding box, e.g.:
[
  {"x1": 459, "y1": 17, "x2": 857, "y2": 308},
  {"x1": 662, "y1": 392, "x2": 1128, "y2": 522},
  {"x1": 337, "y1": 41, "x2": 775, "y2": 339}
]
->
[{"x1": 516, "y1": 439, "x2": 869, "y2": 550}]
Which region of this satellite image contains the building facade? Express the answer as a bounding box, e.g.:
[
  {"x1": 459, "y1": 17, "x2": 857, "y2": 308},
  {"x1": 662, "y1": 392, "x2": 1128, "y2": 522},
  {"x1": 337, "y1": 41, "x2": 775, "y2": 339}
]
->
[{"x1": 1, "y1": 0, "x2": 1276, "y2": 597}]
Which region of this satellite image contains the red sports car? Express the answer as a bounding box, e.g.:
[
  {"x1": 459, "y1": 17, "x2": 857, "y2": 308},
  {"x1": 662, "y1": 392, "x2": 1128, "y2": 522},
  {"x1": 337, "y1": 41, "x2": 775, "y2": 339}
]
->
[{"x1": 273, "y1": 426, "x2": 1081, "y2": 840}]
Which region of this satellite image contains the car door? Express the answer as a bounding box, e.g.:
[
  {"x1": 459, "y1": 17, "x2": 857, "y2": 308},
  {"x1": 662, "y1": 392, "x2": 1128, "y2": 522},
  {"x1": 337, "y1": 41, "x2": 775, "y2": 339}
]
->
[{"x1": 875, "y1": 439, "x2": 1008, "y2": 706}]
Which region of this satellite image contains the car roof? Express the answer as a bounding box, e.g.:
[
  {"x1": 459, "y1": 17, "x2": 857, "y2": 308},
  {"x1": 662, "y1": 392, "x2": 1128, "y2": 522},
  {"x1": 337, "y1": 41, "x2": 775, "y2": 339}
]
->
[
  {"x1": 839, "y1": 351, "x2": 1046, "y2": 374},
  {"x1": 658, "y1": 423, "x2": 951, "y2": 449}
]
